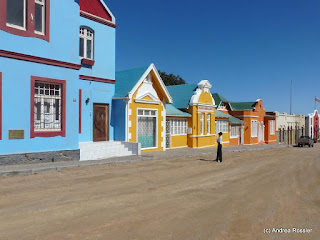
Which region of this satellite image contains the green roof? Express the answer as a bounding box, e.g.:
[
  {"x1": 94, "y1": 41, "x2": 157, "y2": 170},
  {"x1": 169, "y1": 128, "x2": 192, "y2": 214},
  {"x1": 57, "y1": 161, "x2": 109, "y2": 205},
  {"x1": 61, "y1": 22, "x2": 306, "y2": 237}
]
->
[
  {"x1": 229, "y1": 102, "x2": 256, "y2": 111},
  {"x1": 212, "y1": 93, "x2": 257, "y2": 111},
  {"x1": 166, "y1": 84, "x2": 198, "y2": 109},
  {"x1": 166, "y1": 104, "x2": 191, "y2": 117},
  {"x1": 212, "y1": 93, "x2": 230, "y2": 106},
  {"x1": 216, "y1": 110, "x2": 245, "y2": 124},
  {"x1": 115, "y1": 66, "x2": 149, "y2": 98}
]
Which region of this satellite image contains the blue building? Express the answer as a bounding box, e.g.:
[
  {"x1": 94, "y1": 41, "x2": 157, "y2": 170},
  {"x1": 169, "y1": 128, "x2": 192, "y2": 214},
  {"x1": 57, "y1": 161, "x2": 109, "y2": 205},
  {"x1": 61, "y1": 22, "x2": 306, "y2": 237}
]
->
[{"x1": 0, "y1": 0, "x2": 137, "y2": 164}]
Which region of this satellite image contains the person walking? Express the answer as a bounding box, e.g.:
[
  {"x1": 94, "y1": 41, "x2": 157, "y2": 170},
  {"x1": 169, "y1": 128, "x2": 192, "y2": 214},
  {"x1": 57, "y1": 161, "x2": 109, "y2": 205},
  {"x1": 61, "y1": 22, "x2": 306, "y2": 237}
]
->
[{"x1": 216, "y1": 132, "x2": 223, "y2": 162}]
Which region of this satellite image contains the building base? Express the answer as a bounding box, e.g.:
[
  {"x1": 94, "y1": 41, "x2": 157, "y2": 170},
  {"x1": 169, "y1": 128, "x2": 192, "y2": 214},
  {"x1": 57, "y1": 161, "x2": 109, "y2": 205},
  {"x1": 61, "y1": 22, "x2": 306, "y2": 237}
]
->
[{"x1": 0, "y1": 150, "x2": 80, "y2": 166}]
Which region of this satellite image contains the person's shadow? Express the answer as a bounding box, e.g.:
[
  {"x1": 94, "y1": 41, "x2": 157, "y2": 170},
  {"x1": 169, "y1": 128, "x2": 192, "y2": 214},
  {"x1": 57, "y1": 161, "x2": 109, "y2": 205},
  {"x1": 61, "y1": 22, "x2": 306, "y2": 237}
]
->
[{"x1": 197, "y1": 158, "x2": 217, "y2": 162}]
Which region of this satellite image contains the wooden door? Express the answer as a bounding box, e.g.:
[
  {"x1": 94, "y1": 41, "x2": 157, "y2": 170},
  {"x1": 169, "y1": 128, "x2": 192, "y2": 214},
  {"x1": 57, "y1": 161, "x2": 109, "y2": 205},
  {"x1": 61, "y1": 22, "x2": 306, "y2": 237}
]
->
[{"x1": 93, "y1": 104, "x2": 109, "y2": 142}]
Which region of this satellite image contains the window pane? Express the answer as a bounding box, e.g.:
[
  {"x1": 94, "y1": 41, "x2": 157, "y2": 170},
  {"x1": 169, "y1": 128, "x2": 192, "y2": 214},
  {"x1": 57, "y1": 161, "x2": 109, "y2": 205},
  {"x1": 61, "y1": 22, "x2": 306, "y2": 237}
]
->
[
  {"x1": 87, "y1": 39, "x2": 92, "y2": 59},
  {"x1": 35, "y1": 3, "x2": 44, "y2": 32},
  {"x1": 7, "y1": 0, "x2": 25, "y2": 27},
  {"x1": 79, "y1": 38, "x2": 84, "y2": 57}
]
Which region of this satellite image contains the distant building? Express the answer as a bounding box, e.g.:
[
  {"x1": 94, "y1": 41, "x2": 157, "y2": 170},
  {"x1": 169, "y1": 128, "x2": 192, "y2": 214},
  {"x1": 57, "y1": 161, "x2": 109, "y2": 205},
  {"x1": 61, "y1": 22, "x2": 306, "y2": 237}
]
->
[
  {"x1": 212, "y1": 94, "x2": 276, "y2": 145},
  {"x1": 305, "y1": 110, "x2": 319, "y2": 142},
  {"x1": 275, "y1": 112, "x2": 305, "y2": 145}
]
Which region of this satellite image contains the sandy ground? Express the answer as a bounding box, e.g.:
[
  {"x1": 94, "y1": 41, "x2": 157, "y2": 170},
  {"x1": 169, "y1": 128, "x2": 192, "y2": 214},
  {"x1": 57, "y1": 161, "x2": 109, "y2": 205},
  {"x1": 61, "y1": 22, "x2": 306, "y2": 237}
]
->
[{"x1": 0, "y1": 145, "x2": 319, "y2": 240}]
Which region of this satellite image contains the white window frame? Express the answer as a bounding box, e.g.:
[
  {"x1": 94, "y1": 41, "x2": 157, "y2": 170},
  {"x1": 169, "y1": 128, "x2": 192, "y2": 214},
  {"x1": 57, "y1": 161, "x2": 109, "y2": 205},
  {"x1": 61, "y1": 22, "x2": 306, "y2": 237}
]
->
[
  {"x1": 270, "y1": 120, "x2": 275, "y2": 135},
  {"x1": 230, "y1": 125, "x2": 240, "y2": 138},
  {"x1": 200, "y1": 114, "x2": 204, "y2": 135},
  {"x1": 6, "y1": 0, "x2": 27, "y2": 31},
  {"x1": 251, "y1": 120, "x2": 258, "y2": 137},
  {"x1": 136, "y1": 108, "x2": 158, "y2": 150},
  {"x1": 34, "y1": 0, "x2": 45, "y2": 35},
  {"x1": 207, "y1": 114, "x2": 210, "y2": 135},
  {"x1": 215, "y1": 120, "x2": 228, "y2": 134},
  {"x1": 34, "y1": 81, "x2": 62, "y2": 131},
  {"x1": 79, "y1": 27, "x2": 94, "y2": 60},
  {"x1": 170, "y1": 118, "x2": 188, "y2": 136}
]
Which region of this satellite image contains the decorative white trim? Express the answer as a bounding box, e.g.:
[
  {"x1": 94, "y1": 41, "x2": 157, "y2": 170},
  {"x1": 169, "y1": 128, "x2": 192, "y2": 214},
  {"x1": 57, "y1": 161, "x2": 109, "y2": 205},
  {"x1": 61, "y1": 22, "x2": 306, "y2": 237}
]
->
[
  {"x1": 244, "y1": 142, "x2": 260, "y2": 145},
  {"x1": 189, "y1": 80, "x2": 216, "y2": 106},
  {"x1": 161, "y1": 101, "x2": 166, "y2": 151},
  {"x1": 266, "y1": 140, "x2": 277, "y2": 142},
  {"x1": 128, "y1": 64, "x2": 173, "y2": 103},
  {"x1": 136, "y1": 108, "x2": 158, "y2": 150},
  {"x1": 98, "y1": 0, "x2": 116, "y2": 23},
  {"x1": 135, "y1": 99, "x2": 160, "y2": 104}
]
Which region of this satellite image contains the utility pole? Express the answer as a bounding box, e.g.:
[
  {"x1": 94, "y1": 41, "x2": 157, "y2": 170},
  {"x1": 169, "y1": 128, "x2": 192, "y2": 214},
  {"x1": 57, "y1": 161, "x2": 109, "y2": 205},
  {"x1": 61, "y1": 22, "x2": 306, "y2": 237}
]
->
[{"x1": 290, "y1": 80, "x2": 292, "y2": 115}]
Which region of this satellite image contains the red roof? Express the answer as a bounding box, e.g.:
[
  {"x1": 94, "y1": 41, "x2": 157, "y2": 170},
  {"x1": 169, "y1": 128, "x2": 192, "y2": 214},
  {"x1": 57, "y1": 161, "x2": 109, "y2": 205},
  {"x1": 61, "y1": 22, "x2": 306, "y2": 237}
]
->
[{"x1": 80, "y1": 0, "x2": 112, "y2": 22}]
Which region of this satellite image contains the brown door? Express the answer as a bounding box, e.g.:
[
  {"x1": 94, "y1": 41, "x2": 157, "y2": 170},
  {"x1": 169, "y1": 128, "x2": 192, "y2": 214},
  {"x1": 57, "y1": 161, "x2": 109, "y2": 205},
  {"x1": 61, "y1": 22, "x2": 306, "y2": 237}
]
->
[{"x1": 93, "y1": 104, "x2": 109, "y2": 142}]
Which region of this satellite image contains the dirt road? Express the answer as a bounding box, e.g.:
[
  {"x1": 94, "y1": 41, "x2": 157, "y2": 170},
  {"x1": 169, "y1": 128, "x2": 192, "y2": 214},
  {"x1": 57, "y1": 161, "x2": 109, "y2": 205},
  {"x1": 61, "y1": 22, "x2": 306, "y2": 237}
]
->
[{"x1": 0, "y1": 145, "x2": 319, "y2": 240}]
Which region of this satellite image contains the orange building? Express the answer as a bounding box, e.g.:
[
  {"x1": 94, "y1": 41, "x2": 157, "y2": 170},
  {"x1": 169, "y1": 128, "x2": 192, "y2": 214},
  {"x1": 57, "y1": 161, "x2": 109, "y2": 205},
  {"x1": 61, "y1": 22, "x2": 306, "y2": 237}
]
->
[{"x1": 212, "y1": 94, "x2": 276, "y2": 145}]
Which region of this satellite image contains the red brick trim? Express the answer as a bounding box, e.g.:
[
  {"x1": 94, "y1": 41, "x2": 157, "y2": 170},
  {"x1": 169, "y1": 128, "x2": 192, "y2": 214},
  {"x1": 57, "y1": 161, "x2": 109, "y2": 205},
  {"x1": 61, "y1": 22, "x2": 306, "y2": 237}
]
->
[
  {"x1": 30, "y1": 76, "x2": 66, "y2": 138},
  {"x1": 80, "y1": 11, "x2": 116, "y2": 28},
  {"x1": 79, "y1": 89, "x2": 82, "y2": 134},
  {"x1": 0, "y1": 72, "x2": 2, "y2": 140},
  {"x1": 81, "y1": 58, "x2": 95, "y2": 66},
  {"x1": 0, "y1": 0, "x2": 50, "y2": 41},
  {"x1": 79, "y1": 75, "x2": 115, "y2": 84},
  {"x1": 0, "y1": 49, "x2": 81, "y2": 70}
]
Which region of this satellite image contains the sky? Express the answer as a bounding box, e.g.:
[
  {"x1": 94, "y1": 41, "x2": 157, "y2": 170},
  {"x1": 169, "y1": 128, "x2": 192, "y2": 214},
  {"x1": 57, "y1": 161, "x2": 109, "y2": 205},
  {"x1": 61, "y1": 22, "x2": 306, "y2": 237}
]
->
[{"x1": 105, "y1": 0, "x2": 320, "y2": 115}]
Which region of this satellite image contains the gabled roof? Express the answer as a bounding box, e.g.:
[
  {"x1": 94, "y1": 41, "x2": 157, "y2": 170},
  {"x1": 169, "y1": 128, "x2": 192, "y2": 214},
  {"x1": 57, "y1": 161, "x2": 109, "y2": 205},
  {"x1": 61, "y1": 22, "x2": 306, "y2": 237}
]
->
[
  {"x1": 166, "y1": 84, "x2": 198, "y2": 109},
  {"x1": 229, "y1": 102, "x2": 257, "y2": 111},
  {"x1": 115, "y1": 66, "x2": 149, "y2": 98},
  {"x1": 212, "y1": 93, "x2": 257, "y2": 111},
  {"x1": 212, "y1": 93, "x2": 230, "y2": 106},
  {"x1": 80, "y1": 0, "x2": 116, "y2": 23},
  {"x1": 166, "y1": 104, "x2": 191, "y2": 117},
  {"x1": 216, "y1": 110, "x2": 245, "y2": 124},
  {"x1": 115, "y1": 64, "x2": 173, "y2": 103}
]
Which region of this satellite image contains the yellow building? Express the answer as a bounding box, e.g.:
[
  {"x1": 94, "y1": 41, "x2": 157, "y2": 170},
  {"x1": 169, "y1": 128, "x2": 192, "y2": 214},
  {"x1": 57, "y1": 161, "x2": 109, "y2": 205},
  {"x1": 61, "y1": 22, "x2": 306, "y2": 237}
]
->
[
  {"x1": 114, "y1": 64, "x2": 173, "y2": 152},
  {"x1": 166, "y1": 80, "x2": 217, "y2": 148}
]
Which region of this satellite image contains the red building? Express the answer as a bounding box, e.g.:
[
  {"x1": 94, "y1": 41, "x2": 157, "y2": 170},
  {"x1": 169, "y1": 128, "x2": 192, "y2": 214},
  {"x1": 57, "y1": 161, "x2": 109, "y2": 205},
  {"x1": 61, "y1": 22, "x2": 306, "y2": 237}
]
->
[{"x1": 306, "y1": 110, "x2": 319, "y2": 142}]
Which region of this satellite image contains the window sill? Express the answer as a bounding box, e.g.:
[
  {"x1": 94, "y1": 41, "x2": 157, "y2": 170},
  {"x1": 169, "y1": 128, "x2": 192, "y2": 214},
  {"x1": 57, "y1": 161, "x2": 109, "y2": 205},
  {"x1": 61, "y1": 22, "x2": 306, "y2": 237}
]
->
[
  {"x1": 31, "y1": 130, "x2": 65, "y2": 138},
  {"x1": 81, "y1": 58, "x2": 95, "y2": 66}
]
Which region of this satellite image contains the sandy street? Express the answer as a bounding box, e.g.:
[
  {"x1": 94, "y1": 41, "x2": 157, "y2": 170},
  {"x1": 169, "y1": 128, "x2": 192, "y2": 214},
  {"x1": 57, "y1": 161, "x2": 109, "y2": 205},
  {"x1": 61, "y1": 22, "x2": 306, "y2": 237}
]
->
[{"x1": 0, "y1": 145, "x2": 319, "y2": 240}]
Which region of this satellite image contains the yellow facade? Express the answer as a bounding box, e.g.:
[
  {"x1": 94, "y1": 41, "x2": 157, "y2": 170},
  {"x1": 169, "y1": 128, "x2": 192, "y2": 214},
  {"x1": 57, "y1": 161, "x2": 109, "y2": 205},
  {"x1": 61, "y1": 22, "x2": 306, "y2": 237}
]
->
[
  {"x1": 128, "y1": 69, "x2": 170, "y2": 152},
  {"x1": 171, "y1": 135, "x2": 188, "y2": 148},
  {"x1": 186, "y1": 82, "x2": 217, "y2": 148}
]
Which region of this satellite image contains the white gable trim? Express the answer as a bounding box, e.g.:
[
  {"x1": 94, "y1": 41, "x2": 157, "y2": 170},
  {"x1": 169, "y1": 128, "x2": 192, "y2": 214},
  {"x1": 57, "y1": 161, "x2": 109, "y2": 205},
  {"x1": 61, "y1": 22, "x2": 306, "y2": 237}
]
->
[
  {"x1": 128, "y1": 63, "x2": 173, "y2": 103},
  {"x1": 189, "y1": 80, "x2": 215, "y2": 106},
  {"x1": 99, "y1": 0, "x2": 116, "y2": 23}
]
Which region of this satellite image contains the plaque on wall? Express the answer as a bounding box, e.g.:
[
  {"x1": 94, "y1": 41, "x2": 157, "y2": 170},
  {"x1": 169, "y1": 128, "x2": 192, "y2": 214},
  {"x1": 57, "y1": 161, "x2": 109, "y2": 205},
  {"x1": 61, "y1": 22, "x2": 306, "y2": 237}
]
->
[{"x1": 9, "y1": 130, "x2": 25, "y2": 140}]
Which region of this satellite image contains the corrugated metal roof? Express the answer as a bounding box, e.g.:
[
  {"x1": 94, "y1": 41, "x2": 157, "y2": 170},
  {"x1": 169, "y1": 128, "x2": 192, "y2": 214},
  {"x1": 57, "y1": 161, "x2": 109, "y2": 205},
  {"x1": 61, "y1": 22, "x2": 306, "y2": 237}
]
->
[
  {"x1": 229, "y1": 102, "x2": 257, "y2": 111},
  {"x1": 80, "y1": 0, "x2": 112, "y2": 21},
  {"x1": 114, "y1": 66, "x2": 149, "y2": 98},
  {"x1": 166, "y1": 104, "x2": 191, "y2": 117},
  {"x1": 216, "y1": 110, "x2": 245, "y2": 124},
  {"x1": 166, "y1": 84, "x2": 198, "y2": 109},
  {"x1": 212, "y1": 93, "x2": 230, "y2": 106}
]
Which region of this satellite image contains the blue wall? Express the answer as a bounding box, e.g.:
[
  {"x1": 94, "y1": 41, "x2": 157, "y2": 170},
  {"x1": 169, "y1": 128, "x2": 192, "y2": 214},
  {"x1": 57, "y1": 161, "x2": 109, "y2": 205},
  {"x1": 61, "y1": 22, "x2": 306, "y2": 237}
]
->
[
  {"x1": 0, "y1": 0, "x2": 117, "y2": 156},
  {"x1": 0, "y1": 0, "x2": 80, "y2": 64},
  {"x1": 112, "y1": 99, "x2": 126, "y2": 141},
  {"x1": 0, "y1": 58, "x2": 79, "y2": 155},
  {"x1": 79, "y1": 17, "x2": 116, "y2": 80},
  {"x1": 79, "y1": 80, "x2": 115, "y2": 142}
]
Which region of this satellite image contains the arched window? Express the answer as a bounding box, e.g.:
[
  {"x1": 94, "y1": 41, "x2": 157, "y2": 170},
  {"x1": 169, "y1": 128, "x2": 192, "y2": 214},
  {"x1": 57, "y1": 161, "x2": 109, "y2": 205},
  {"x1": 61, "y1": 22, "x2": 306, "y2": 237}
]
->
[{"x1": 79, "y1": 27, "x2": 94, "y2": 60}]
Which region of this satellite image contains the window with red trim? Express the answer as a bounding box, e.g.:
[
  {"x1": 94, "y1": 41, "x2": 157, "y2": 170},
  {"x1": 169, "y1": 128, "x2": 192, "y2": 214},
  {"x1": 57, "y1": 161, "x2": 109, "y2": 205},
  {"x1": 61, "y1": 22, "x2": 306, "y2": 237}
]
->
[
  {"x1": 30, "y1": 76, "x2": 66, "y2": 138},
  {"x1": 0, "y1": 0, "x2": 50, "y2": 41}
]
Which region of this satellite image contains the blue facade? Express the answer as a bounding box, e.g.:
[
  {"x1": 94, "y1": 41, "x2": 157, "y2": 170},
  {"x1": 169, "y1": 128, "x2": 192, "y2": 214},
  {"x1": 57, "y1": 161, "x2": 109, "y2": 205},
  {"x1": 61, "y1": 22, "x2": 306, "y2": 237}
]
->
[
  {"x1": 0, "y1": 0, "x2": 116, "y2": 158},
  {"x1": 112, "y1": 99, "x2": 126, "y2": 141}
]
